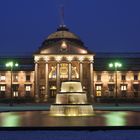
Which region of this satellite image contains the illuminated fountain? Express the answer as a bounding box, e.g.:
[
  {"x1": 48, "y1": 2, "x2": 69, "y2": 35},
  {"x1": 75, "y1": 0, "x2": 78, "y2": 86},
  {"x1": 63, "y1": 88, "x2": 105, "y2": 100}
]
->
[{"x1": 50, "y1": 81, "x2": 94, "y2": 116}]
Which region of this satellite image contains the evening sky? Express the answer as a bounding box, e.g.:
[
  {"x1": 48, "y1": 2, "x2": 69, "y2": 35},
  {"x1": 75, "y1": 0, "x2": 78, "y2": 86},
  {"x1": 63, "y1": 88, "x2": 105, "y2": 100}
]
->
[{"x1": 0, "y1": 0, "x2": 140, "y2": 55}]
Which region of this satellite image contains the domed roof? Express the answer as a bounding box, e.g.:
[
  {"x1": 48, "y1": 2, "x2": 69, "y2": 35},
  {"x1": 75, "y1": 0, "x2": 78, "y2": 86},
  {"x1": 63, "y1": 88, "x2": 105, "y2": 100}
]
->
[
  {"x1": 35, "y1": 25, "x2": 94, "y2": 55},
  {"x1": 39, "y1": 25, "x2": 84, "y2": 48},
  {"x1": 47, "y1": 25, "x2": 80, "y2": 40}
]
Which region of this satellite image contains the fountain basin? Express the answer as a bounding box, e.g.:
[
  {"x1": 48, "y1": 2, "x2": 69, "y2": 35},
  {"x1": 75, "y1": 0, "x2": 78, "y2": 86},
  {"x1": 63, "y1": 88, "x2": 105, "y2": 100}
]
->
[
  {"x1": 50, "y1": 104, "x2": 93, "y2": 116},
  {"x1": 56, "y1": 93, "x2": 87, "y2": 104},
  {"x1": 50, "y1": 81, "x2": 94, "y2": 116}
]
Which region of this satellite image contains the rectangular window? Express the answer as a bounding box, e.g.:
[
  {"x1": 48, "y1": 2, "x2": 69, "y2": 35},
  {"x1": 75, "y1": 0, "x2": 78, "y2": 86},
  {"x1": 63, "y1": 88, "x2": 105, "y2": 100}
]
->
[
  {"x1": 96, "y1": 85, "x2": 101, "y2": 90},
  {"x1": 0, "y1": 75, "x2": 5, "y2": 81},
  {"x1": 0, "y1": 85, "x2": 6, "y2": 91},
  {"x1": 25, "y1": 85, "x2": 31, "y2": 91},
  {"x1": 26, "y1": 75, "x2": 30, "y2": 82},
  {"x1": 12, "y1": 84, "x2": 19, "y2": 91},
  {"x1": 95, "y1": 85, "x2": 102, "y2": 96},
  {"x1": 25, "y1": 85, "x2": 31, "y2": 97},
  {"x1": 97, "y1": 75, "x2": 101, "y2": 81},
  {"x1": 13, "y1": 91, "x2": 18, "y2": 97},
  {"x1": 60, "y1": 63, "x2": 68, "y2": 79},
  {"x1": 108, "y1": 84, "x2": 114, "y2": 97},
  {"x1": 49, "y1": 65, "x2": 56, "y2": 79},
  {"x1": 13, "y1": 74, "x2": 18, "y2": 82},
  {"x1": 121, "y1": 85, "x2": 127, "y2": 91},
  {"x1": 108, "y1": 84, "x2": 114, "y2": 91},
  {"x1": 134, "y1": 75, "x2": 138, "y2": 80},
  {"x1": 109, "y1": 74, "x2": 114, "y2": 82},
  {"x1": 121, "y1": 75, "x2": 126, "y2": 81}
]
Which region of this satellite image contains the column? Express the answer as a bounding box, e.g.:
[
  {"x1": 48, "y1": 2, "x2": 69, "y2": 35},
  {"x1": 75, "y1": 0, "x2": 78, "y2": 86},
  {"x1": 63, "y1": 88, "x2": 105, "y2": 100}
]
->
[
  {"x1": 56, "y1": 63, "x2": 60, "y2": 93},
  {"x1": 68, "y1": 62, "x2": 72, "y2": 80},
  {"x1": 44, "y1": 62, "x2": 48, "y2": 102},
  {"x1": 80, "y1": 61, "x2": 83, "y2": 83},
  {"x1": 90, "y1": 61, "x2": 94, "y2": 100},
  {"x1": 35, "y1": 61, "x2": 39, "y2": 102}
]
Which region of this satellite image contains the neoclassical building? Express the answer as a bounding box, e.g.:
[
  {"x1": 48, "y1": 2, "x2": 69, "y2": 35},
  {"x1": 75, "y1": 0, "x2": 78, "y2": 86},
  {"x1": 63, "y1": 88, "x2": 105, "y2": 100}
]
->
[
  {"x1": 34, "y1": 25, "x2": 94, "y2": 102},
  {"x1": 0, "y1": 25, "x2": 140, "y2": 102}
]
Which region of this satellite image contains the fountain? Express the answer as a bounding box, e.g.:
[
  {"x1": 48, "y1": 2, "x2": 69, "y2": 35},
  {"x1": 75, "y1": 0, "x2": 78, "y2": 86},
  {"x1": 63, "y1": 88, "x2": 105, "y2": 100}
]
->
[{"x1": 50, "y1": 81, "x2": 94, "y2": 116}]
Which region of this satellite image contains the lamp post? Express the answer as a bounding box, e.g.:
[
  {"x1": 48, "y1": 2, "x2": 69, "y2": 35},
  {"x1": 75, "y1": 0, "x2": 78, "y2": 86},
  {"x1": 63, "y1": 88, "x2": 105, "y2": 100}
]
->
[
  {"x1": 6, "y1": 61, "x2": 19, "y2": 106},
  {"x1": 109, "y1": 62, "x2": 122, "y2": 106}
]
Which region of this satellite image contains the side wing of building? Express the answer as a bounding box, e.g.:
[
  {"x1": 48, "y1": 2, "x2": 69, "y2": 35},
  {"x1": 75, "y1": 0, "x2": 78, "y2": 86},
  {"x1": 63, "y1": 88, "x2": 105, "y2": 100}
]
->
[
  {"x1": 94, "y1": 53, "x2": 140, "y2": 98},
  {"x1": 0, "y1": 56, "x2": 34, "y2": 98}
]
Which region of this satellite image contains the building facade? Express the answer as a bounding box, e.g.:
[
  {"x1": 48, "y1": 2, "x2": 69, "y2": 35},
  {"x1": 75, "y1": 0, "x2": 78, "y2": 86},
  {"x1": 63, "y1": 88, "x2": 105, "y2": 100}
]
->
[
  {"x1": 0, "y1": 25, "x2": 140, "y2": 102},
  {"x1": 34, "y1": 25, "x2": 94, "y2": 102}
]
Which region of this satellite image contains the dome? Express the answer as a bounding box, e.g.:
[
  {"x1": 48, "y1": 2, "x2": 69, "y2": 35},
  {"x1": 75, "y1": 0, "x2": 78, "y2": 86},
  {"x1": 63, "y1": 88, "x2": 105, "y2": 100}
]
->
[
  {"x1": 36, "y1": 25, "x2": 93, "y2": 55},
  {"x1": 40, "y1": 25, "x2": 84, "y2": 48},
  {"x1": 47, "y1": 25, "x2": 81, "y2": 40}
]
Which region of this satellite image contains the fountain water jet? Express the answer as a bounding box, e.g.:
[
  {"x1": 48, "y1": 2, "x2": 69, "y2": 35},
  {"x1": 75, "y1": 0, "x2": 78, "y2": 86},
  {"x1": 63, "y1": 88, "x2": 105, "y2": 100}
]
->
[{"x1": 50, "y1": 81, "x2": 94, "y2": 116}]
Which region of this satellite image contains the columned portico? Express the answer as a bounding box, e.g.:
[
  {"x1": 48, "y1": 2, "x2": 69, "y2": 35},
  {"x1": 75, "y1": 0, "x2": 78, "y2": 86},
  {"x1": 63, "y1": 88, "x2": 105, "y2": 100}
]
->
[{"x1": 34, "y1": 25, "x2": 95, "y2": 102}]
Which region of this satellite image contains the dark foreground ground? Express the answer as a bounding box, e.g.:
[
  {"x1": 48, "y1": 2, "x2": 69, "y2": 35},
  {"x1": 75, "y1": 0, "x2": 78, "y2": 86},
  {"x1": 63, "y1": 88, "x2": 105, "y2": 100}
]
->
[{"x1": 0, "y1": 130, "x2": 140, "y2": 140}]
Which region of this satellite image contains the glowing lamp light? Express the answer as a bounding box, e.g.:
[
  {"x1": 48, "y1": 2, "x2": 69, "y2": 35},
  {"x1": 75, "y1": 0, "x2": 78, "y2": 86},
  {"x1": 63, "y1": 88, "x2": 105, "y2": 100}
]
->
[
  {"x1": 6, "y1": 62, "x2": 18, "y2": 68},
  {"x1": 109, "y1": 63, "x2": 113, "y2": 68},
  {"x1": 61, "y1": 41, "x2": 67, "y2": 49},
  {"x1": 79, "y1": 56, "x2": 84, "y2": 62},
  {"x1": 109, "y1": 62, "x2": 122, "y2": 68},
  {"x1": 88, "y1": 56, "x2": 93, "y2": 62},
  {"x1": 67, "y1": 56, "x2": 73, "y2": 62},
  {"x1": 81, "y1": 50, "x2": 87, "y2": 54},
  {"x1": 15, "y1": 63, "x2": 19, "y2": 67},
  {"x1": 115, "y1": 62, "x2": 122, "y2": 68},
  {"x1": 56, "y1": 56, "x2": 62, "y2": 62},
  {"x1": 44, "y1": 57, "x2": 49, "y2": 62}
]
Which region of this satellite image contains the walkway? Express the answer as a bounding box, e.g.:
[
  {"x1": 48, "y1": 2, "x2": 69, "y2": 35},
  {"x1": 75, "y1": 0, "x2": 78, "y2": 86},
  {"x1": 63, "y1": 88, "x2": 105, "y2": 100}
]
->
[{"x1": 0, "y1": 103, "x2": 140, "y2": 112}]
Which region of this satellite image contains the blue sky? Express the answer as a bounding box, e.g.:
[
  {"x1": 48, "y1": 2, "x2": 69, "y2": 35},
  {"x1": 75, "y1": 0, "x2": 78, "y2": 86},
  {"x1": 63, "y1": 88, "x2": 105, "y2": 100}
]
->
[{"x1": 0, "y1": 0, "x2": 140, "y2": 54}]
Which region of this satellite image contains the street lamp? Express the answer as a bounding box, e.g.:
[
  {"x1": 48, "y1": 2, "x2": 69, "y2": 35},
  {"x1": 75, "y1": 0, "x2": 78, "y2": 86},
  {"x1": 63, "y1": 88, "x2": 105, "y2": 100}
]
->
[
  {"x1": 6, "y1": 61, "x2": 19, "y2": 106},
  {"x1": 109, "y1": 62, "x2": 122, "y2": 106}
]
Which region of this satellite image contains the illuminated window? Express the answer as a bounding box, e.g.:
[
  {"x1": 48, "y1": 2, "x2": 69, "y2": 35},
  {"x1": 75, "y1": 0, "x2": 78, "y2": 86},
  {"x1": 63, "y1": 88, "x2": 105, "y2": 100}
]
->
[
  {"x1": 60, "y1": 41, "x2": 68, "y2": 52},
  {"x1": 49, "y1": 66, "x2": 56, "y2": 79},
  {"x1": 25, "y1": 85, "x2": 31, "y2": 91},
  {"x1": 0, "y1": 75, "x2": 5, "y2": 81},
  {"x1": 72, "y1": 66, "x2": 79, "y2": 79},
  {"x1": 121, "y1": 85, "x2": 127, "y2": 91},
  {"x1": 95, "y1": 85, "x2": 102, "y2": 96},
  {"x1": 0, "y1": 85, "x2": 6, "y2": 91},
  {"x1": 25, "y1": 85, "x2": 31, "y2": 97},
  {"x1": 96, "y1": 85, "x2": 101, "y2": 90},
  {"x1": 60, "y1": 63, "x2": 68, "y2": 79},
  {"x1": 50, "y1": 86, "x2": 57, "y2": 98},
  {"x1": 12, "y1": 84, "x2": 19, "y2": 96},
  {"x1": 13, "y1": 91, "x2": 18, "y2": 97}
]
